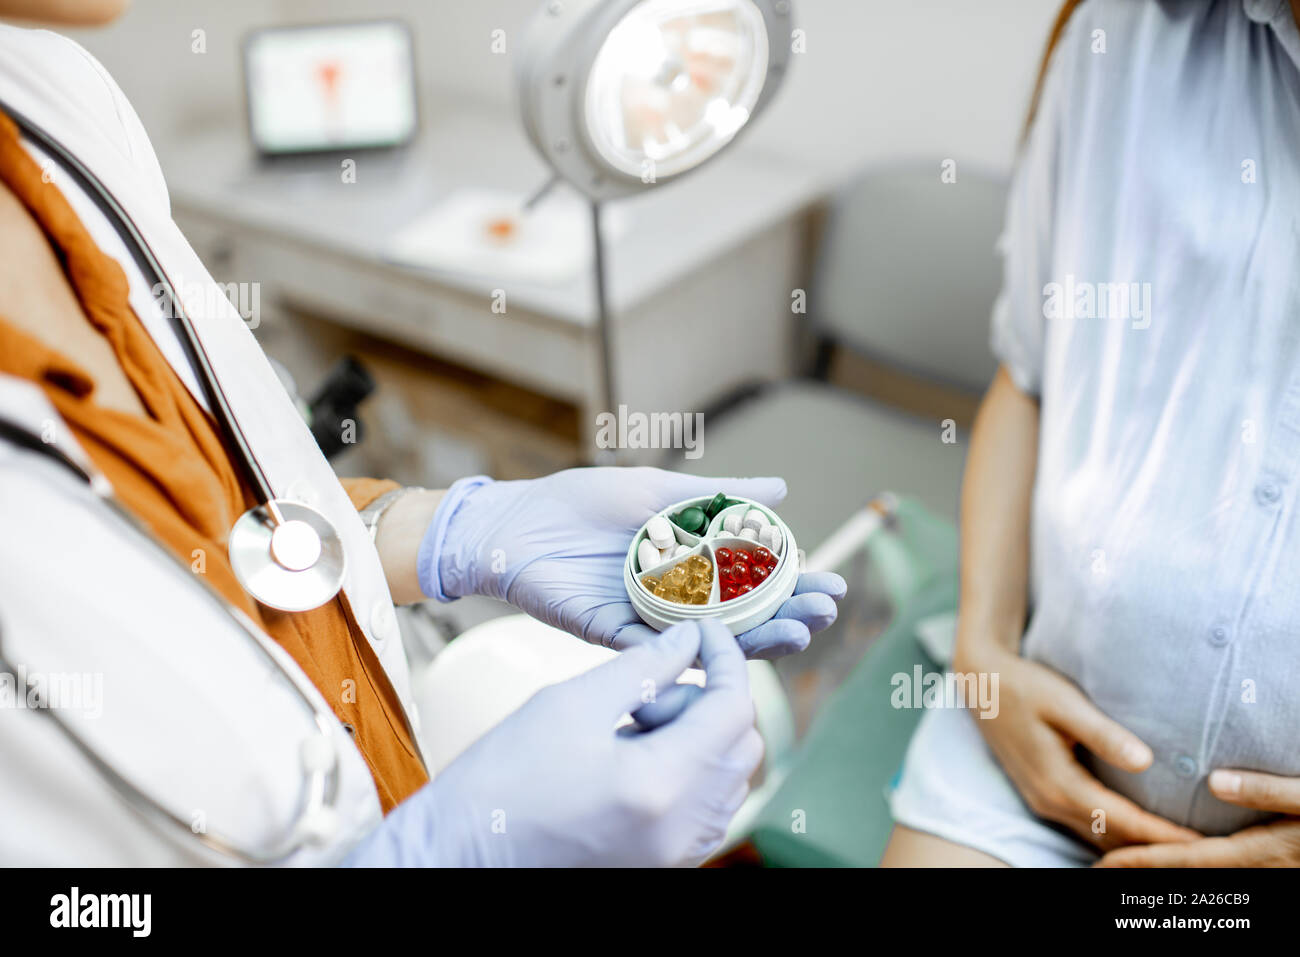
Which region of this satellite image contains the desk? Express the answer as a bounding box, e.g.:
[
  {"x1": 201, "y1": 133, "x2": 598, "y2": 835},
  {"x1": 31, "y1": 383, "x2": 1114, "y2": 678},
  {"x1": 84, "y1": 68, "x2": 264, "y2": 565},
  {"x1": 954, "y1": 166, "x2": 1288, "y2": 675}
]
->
[{"x1": 160, "y1": 106, "x2": 826, "y2": 459}]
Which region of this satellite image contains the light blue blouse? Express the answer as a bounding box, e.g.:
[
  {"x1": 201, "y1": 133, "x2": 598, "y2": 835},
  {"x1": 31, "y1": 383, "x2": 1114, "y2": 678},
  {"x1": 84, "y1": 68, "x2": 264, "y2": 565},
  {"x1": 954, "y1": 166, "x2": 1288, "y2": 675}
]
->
[{"x1": 994, "y1": 0, "x2": 1300, "y2": 835}]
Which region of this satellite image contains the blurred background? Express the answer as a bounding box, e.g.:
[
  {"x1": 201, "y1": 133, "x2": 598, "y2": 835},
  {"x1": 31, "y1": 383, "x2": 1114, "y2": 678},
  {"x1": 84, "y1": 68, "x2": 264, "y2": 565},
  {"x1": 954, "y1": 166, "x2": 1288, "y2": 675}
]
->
[{"x1": 60, "y1": 0, "x2": 1058, "y2": 864}]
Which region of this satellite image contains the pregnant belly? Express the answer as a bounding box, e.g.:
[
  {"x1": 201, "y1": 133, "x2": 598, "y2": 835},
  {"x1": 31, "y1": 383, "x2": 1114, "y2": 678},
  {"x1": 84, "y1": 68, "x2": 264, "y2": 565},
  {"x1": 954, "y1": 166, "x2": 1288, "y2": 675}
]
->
[{"x1": 1021, "y1": 593, "x2": 1300, "y2": 837}]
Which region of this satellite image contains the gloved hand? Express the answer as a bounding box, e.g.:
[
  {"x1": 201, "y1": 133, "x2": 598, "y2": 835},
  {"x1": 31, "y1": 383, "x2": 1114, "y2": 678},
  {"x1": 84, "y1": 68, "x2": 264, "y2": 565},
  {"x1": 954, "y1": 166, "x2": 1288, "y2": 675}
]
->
[
  {"x1": 418, "y1": 467, "x2": 846, "y2": 659},
  {"x1": 345, "y1": 619, "x2": 763, "y2": 867}
]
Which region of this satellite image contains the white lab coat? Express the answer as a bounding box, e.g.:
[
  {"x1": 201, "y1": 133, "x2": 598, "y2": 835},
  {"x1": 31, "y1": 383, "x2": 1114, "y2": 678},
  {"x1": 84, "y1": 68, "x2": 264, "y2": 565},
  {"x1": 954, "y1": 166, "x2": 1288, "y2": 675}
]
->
[{"x1": 0, "y1": 24, "x2": 421, "y2": 864}]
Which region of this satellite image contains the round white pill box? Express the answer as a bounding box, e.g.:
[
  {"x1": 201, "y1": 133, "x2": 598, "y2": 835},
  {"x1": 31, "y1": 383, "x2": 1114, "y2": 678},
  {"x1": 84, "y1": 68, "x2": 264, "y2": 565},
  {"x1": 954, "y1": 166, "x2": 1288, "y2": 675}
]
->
[{"x1": 624, "y1": 495, "x2": 801, "y2": 635}]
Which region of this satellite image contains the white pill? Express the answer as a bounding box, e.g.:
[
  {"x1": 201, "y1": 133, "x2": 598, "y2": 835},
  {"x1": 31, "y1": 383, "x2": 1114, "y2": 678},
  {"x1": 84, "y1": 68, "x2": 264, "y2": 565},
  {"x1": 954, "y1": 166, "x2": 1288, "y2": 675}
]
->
[
  {"x1": 742, "y1": 508, "x2": 770, "y2": 533},
  {"x1": 638, "y1": 540, "x2": 662, "y2": 572},
  {"x1": 646, "y1": 515, "x2": 674, "y2": 549},
  {"x1": 760, "y1": 524, "x2": 783, "y2": 554},
  {"x1": 673, "y1": 544, "x2": 692, "y2": 558},
  {"x1": 738, "y1": 527, "x2": 759, "y2": 542},
  {"x1": 723, "y1": 512, "x2": 745, "y2": 536}
]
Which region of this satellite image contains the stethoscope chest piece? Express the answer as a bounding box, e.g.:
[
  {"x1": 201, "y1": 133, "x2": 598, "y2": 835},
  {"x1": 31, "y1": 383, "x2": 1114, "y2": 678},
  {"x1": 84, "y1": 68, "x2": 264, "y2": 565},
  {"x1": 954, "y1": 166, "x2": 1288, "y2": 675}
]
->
[
  {"x1": 229, "y1": 499, "x2": 346, "y2": 612},
  {"x1": 0, "y1": 99, "x2": 357, "y2": 862}
]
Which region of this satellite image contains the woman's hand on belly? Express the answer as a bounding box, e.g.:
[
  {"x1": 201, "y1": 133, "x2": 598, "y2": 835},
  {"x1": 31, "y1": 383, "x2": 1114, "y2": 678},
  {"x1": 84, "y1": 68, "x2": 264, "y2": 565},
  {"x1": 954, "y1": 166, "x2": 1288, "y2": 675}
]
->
[
  {"x1": 1097, "y1": 770, "x2": 1300, "y2": 866},
  {"x1": 954, "y1": 641, "x2": 1202, "y2": 851}
]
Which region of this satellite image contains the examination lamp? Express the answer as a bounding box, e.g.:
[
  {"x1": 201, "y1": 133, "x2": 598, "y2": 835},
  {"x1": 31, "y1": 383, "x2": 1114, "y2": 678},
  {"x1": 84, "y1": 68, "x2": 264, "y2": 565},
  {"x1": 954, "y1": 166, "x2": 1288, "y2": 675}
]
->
[{"x1": 516, "y1": 0, "x2": 793, "y2": 437}]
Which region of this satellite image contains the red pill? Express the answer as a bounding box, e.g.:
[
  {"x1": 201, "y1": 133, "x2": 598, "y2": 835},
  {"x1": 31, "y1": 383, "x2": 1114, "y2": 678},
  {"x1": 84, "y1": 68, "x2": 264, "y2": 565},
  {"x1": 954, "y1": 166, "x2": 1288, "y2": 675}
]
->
[
  {"x1": 721, "y1": 584, "x2": 738, "y2": 601},
  {"x1": 751, "y1": 564, "x2": 770, "y2": 585},
  {"x1": 715, "y1": 547, "x2": 734, "y2": 566},
  {"x1": 737, "y1": 584, "x2": 754, "y2": 596},
  {"x1": 753, "y1": 546, "x2": 773, "y2": 566},
  {"x1": 725, "y1": 563, "x2": 748, "y2": 583}
]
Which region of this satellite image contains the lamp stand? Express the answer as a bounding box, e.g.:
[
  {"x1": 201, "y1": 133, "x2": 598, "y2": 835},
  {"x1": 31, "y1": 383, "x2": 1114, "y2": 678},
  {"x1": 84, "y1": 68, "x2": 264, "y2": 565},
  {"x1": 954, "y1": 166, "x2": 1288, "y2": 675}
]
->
[{"x1": 591, "y1": 198, "x2": 619, "y2": 464}]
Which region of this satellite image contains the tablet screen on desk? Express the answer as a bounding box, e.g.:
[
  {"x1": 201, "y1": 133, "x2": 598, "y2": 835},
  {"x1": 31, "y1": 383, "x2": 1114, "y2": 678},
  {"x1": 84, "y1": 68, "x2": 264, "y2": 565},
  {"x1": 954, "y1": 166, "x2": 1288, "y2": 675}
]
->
[{"x1": 244, "y1": 20, "x2": 417, "y2": 155}]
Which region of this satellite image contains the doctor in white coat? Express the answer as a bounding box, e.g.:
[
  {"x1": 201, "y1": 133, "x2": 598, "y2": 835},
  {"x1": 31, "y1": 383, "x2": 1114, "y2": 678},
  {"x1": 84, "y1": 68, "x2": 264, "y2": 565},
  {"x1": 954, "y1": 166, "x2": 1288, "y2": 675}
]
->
[{"x1": 0, "y1": 1, "x2": 845, "y2": 866}]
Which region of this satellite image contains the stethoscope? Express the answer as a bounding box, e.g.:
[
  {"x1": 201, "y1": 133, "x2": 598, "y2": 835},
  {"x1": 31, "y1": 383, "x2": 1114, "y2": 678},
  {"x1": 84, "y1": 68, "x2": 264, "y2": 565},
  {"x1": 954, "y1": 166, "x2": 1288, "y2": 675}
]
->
[
  {"x1": 5, "y1": 101, "x2": 346, "y2": 614},
  {"x1": 0, "y1": 101, "x2": 353, "y2": 862}
]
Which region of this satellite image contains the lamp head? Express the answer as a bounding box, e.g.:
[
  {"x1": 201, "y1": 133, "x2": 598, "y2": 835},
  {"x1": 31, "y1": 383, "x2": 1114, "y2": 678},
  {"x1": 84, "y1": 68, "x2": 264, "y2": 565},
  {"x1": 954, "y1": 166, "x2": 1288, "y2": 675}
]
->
[{"x1": 517, "y1": 0, "x2": 793, "y2": 202}]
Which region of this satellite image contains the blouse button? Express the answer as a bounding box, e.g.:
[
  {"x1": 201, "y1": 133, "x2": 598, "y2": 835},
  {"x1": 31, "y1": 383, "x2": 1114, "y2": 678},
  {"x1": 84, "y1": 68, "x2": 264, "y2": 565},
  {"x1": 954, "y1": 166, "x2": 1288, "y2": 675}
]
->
[
  {"x1": 1243, "y1": 0, "x2": 1276, "y2": 23},
  {"x1": 1209, "y1": 625, "x2": 1230, "y2": 647},
  {"x1": 370, "y1": 601, "x2": 397, "y2": 646},
  {"x1": 1255, "y1": 480, "x2": 1282, "y2": 506},
  {"x1": 287, "y1": 479, "x2": 319, "y2": 507},
  {"x1": 1174, "y1": 755, "x2": 1198, "y2": 779}
]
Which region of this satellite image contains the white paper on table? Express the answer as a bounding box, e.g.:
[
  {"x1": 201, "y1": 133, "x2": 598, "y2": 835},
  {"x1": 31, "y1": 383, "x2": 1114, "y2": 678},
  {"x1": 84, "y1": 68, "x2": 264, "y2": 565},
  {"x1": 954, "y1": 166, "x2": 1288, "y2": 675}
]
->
[{"x1": 385, "y1": 187, "x2": 597, "y2": 285}]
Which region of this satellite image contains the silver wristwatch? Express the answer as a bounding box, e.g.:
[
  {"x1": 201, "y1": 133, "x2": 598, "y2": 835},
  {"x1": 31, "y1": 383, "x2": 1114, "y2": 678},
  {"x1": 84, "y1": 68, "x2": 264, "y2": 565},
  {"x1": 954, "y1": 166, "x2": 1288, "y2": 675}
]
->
[{"x1": 358, "y1": 487, "x2": 425, "y2": 543}]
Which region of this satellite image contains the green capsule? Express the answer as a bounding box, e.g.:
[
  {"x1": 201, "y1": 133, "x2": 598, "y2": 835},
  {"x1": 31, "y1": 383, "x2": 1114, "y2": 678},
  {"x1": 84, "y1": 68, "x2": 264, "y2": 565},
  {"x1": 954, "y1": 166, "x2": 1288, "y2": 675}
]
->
[
  {"x1": 704, "y1": 492, "x2": 728, "y2": 519},
  {"x1": 675, "y1": 506, "x2": 707, "y2": 534}
]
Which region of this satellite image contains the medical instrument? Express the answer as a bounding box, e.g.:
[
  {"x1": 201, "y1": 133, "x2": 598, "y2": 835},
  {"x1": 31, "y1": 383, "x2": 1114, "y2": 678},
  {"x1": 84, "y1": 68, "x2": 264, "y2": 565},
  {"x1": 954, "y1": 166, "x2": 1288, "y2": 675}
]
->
[
  {"x1": 0, "y1": 417, "x2": 344, "y2": 865},
  {"x1": 1, "y1": 100, "x2": 346, "y2": 613},
  {"x1": 517, "y1": 0, "x2": 792, "y2": 201},
  {"x1": 514, "y1": 0, "x2": 794, "y2": 438}
]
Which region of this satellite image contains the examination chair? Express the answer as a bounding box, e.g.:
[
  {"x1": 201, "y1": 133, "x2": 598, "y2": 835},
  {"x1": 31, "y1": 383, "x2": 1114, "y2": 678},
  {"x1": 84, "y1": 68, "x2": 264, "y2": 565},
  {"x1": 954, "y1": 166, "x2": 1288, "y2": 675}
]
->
[
  {"x1": 746, "y1": 497, "x2": 956, "y2": 866},
  {"x1": 661, "y1": 164, "x2": 1009, "y2": 864}
]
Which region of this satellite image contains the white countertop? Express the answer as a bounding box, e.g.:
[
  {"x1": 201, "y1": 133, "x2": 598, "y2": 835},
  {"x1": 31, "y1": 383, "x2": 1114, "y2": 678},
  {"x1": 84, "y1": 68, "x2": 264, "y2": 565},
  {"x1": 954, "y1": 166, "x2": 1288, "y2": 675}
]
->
[{"x1": 159, "y1": 105, "x2": 829, "y2": 325}]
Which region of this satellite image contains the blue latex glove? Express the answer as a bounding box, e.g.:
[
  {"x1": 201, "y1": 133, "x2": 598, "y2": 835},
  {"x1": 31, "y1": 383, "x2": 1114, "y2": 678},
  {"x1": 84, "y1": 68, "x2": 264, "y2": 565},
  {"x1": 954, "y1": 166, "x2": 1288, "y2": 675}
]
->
[
  {"x1": 345, "y1": 619, "x2": 763, "y2": 867},
  {"x1": 418, "y1": 467, "x2": 846, "y2": 659}
]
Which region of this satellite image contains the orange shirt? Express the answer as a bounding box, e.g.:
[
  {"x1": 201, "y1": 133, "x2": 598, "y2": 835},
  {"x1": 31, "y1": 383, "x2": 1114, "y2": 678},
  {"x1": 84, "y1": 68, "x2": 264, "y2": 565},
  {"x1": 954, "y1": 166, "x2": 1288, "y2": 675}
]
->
[{"x1": 0, "y1": 110, "x2": 427, "y2": 813}]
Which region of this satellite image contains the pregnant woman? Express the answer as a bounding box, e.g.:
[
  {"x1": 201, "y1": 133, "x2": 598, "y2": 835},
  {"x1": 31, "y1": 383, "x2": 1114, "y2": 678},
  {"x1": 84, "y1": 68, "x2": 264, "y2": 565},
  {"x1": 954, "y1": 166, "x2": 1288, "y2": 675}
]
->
[{"x1": 883, "y1": 0, "x2": 1300, "y2": 866}]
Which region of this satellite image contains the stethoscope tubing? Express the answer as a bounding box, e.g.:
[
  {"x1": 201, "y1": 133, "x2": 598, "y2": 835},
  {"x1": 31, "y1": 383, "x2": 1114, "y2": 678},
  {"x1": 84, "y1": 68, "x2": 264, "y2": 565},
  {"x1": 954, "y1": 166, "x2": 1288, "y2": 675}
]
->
[
  {"x1": 2, "y1": 99, "x2": 278, "y2": 507},
  {"x1": 0, "y1": 100, "x2": 349, "y2": 864},
  {"x1": 5, "y1": 98, "x2": 348, "y2": 611}
]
